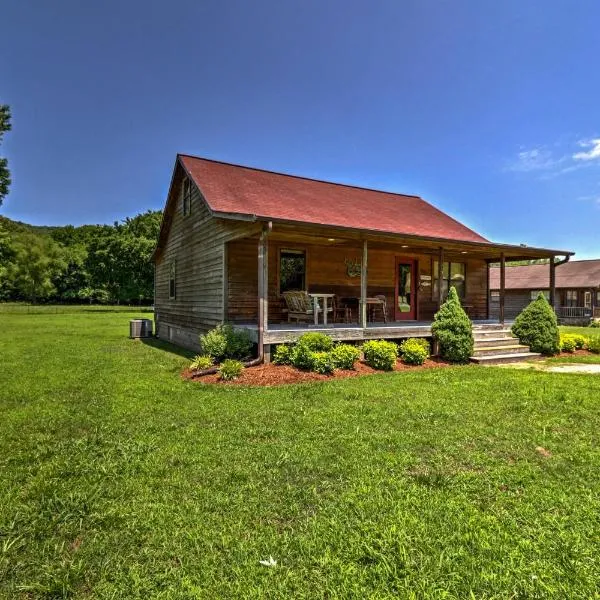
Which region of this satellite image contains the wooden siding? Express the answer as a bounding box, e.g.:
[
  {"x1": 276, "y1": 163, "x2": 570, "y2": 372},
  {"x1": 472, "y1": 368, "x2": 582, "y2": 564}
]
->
[
  {"x1": 154, "y1": 171, "x2": 256, "y2": 349},
  {"x1": 227, "y1": 238, "x2": 489, "y2": 323}
]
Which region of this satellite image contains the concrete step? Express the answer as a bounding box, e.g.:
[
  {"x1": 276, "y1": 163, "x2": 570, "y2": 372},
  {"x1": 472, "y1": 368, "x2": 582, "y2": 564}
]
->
[
  {"x1": 470, "y1": 352, "x2": 542, "y2": 365},
  {"x1": 473, "y1": 328, "x2": 513, "y2": 340},
  {"x1": 472, "y1": 344, "x2": 532, "y2": 358},
  {"x1": 473, "y1": 337, "x2": 518, "y2": 349},
  {"x1": 472, "y1": 324, "x2": 507, "y2": 331}
]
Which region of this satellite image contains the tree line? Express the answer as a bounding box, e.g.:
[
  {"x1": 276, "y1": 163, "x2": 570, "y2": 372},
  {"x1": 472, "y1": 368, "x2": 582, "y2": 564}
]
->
[{"x1": 0, "y1": 211, "x2": 162, "y2": 304}]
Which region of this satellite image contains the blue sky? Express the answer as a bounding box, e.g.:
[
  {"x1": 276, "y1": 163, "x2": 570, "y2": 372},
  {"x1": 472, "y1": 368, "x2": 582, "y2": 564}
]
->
[{"x1": 2, "y1": 0, "x2": 599, "y2": 258}]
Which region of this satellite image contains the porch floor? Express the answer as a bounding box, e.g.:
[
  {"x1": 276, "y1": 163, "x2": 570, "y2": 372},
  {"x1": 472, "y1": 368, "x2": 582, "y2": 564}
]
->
[{"x1": 237, "y1": 319, "x2": 507, "y2": 345}]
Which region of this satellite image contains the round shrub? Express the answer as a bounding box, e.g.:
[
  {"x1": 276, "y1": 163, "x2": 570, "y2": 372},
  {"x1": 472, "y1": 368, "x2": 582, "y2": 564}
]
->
[
  {"x1": 569, "y1": 334, "x2": 587, "y2": 349},
  {"x1": 331, "y1": 343, "x2": 361, "y2": 370},
  {"x1": 560, "y1": 334, "x2": 576, "y2": 353},
  {"x1": 272, "y1": 344, "x2": 293, "y2": 365},
  {"x1": 431, "y1": 287, "x2": 474, "y2": 363},
  {"x1": 218, "y1": 359, "x2": 244, "y2": 381},
  {"x1": 190, "y1": 355, "x2": 214, "y2": 371},
  {"x1": 587, "y1": 337, "x2": 600, "y2": 353},
  {"x1": 590, "y1": 320, "x2": 600, "y2": 328},
  {"x1": 311, "y1": 351, "x2": 335, "y2": 375},
  {"x1": 296, "y1": 332, "x2": 334, "y2": 352},
  {"x1": 290, "y1": 343, "x2": 315, "y2": 371},
  {"x1": 511, "y1": 293, "x2": 559, "y2": 356},
  {"x1": 399, "y1": 338, "x2": 429, "y2": 365},
  {"x1": 362, "y1": 340, "x2": 398, "y2": 371},
  {"x1": 199, "y1": 326, "x2": 228, "y2": 361}
]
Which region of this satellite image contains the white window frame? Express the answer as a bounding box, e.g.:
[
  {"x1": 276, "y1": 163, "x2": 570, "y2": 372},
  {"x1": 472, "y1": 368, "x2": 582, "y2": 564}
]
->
[{"x1": 530, "y1": 290, "x2": 550, "y2": 301}]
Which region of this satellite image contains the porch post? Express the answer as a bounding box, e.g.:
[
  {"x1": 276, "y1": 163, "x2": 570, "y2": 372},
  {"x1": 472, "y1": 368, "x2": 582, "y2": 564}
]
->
[
  {"x1": 549, "y1": 256, "x2": 556, "y2": 312},
  {"x1": 499, "y1": 252, "x2": 505, "y2": 325},
  {"x1": 360, "y1": 240, "x2": 368, "y2": 328},
  {"x1": 258, "y1": 226, "x2": 270, "y2": 361},
  {"x1": 437, "y1": 247, "x2": 444, "y2": 307}
]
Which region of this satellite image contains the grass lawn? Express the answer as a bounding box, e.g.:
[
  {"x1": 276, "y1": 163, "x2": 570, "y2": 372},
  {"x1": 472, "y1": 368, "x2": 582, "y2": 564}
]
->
[
  {"x1": 559, "y1": 325, "x2": 600, "y2": 337},
  {"x1": 1, "y1": 309, "x2": 599, "y2": 598}
]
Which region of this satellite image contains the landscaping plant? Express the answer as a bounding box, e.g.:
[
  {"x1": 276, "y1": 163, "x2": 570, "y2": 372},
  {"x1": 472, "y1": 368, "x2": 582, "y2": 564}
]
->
[
  {"x1": 199, "y1": 324, "x2": 253, "y2": 361},
  {"x1": 560, "y1": 334, "x2": 576, "y2": 353},
  {"x1": 587, "y1": 337, "x2": 600, "y2": 353},
  {"x1": 330, "y1": 343, "x2": 361, "y2": 370},
  {"x1": 295, "y1": 332, "x2": 334, "y2": 352},
  {"x1": 190, "y1": 355, "x2": 214, "y2": 371},
  {"x1": 512, "y1": 292, "x2": 560, "y2": 356},
  {"x1": 431, "y1": 286, "x2": 474, "y2": 363},
  {"x1": 310, "y1": 351, "x2": 335, "y2": 375},
  {"x1": 362, "y1": 340, "x2": 398, "y2": 371},
  {"x1": 218, "y1": 359, "x2": 244, "y2": 381},
  {"x1": 272, "y1": 344, "x2": 293, "y2": 365},
  {"x1": 399, "y1": 338, "x2": 430, "y2": 365}
]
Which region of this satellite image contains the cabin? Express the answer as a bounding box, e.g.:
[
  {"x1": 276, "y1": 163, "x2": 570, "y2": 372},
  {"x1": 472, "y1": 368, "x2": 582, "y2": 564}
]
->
[
  {"x1": 489, "y1": 259, "x2": 600, "y2": 324},
  {"x1": 153, "y1": 154, "x2": 573, "y2": 358}
]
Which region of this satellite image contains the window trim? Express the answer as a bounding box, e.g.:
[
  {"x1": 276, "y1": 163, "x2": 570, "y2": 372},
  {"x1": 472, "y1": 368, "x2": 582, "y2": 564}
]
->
[
  {"x1": 432, "y1": 259, "x2": 467, "y2": 300},
  {"x1": 565, "y1": 289, "x2": 578, "y2": 307},
  {"x1": 169, "y1": 261, "x2": 176, "y2": 300},
  {"x1": 584, "y1": 290, "x2": 592, "y2": 309},
  {"x1": 278, "y1": 247, "x2": 307, "y2": 295}
]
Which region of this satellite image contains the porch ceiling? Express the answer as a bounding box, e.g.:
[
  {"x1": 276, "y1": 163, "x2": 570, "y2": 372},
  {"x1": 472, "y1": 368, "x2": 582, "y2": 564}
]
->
[{"x1": 262, "y1": 222, "x2": 574, "y2": 261}]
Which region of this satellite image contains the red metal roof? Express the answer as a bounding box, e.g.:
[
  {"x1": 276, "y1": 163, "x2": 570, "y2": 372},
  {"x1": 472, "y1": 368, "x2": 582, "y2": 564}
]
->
[
  {"x1": 179, "y1": 155, "x2": 489, "y2": 243},
  {"x1": 490, "y1": 260, "x2": 600, "y2": 289}
]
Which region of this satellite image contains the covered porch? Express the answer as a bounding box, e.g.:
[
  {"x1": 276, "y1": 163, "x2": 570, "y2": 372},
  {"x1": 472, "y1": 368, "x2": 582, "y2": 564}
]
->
[{"x1": 225, "y1": 221, "x2": 572, "y2": 358}]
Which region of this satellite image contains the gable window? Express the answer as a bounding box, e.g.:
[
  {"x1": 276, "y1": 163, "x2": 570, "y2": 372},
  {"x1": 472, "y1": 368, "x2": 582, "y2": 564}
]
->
[
  {"x1": 279, "y1": 249, "x2": 306, "y2": 294},
  {"x1": 169, "y1": 261, "x2": 176, "y2": 299},
  {"x1": 182, "y1": 178, "x2": 192, "y2": 217},
  {"x1": 565, "y1": 290, "x2": 578, "y2": 307},
  {"x1": 584, "y1": 291, "x2": 592, "y2": 309},
  {"x1": 530, "y1": 290, "x2": 550, "y2": 301},
  {"x1": 433, "y1": 261, "x2": 466, "y2": 299}
]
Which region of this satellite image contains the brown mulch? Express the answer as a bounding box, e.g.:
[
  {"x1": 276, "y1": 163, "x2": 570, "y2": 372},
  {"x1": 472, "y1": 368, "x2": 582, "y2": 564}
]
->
[
  {"x1": 558, "y1": 349, "x2": 596, "y2": 358},
  {"x1": 182, "y1": 357, "x2": 451, "y2": 387}
]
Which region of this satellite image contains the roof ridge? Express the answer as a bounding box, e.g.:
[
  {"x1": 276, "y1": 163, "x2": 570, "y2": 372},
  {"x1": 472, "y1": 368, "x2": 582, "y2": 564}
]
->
[{"x1": 177, "y1": 153, "x2": 424, "y2": 200}]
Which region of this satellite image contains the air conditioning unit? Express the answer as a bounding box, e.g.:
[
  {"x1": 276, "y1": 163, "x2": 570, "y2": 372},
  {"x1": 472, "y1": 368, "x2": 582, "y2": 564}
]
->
[{"x1": 130, "y1": 319, "x2": 153, "y2": 338}]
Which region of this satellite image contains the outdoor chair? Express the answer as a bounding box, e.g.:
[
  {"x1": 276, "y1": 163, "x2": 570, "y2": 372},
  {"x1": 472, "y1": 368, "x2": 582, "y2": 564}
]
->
[
  {"x1": 332, "y1": 295, "x2": 352, "y2": 323},
  {"x1": 282, "y1": 291, "x2": 316, "y2": 323},
  {"x1": 371, "y1": 294, "x2": 389, "y2": 323}
]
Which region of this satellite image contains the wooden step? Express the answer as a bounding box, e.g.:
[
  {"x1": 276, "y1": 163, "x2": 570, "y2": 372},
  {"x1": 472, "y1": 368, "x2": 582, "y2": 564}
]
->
[
  {"x1": 470, "y1": 352, "x2": 542, "y2": 365},
  {"x1": 472, "y1": 344, "x2": 531, "y2": 358}
]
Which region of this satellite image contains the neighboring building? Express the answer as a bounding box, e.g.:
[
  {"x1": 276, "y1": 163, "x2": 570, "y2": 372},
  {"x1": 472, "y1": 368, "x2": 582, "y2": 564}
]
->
[
  {"x1": 489, "y1": 260, "x2": 600, "y2": 322},
  {"x1": 152, "y1": 154, "x2": 572, "y2": 355}
]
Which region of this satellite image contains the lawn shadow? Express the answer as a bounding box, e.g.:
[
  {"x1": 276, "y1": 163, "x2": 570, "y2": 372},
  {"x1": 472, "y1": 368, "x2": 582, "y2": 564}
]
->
[{"x1": 140, "y1": 336, "x2": 195, "y2": 360}]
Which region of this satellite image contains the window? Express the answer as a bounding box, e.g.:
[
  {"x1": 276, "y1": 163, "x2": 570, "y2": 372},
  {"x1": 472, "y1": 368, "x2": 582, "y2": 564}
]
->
[
  {"x1": 182, "y1": 178, "x2": 192, "y2": 216},
  {"x1": 584, "y1": 291, "x2": 592, "y2": 309},
  {"x1": 279, "y1": 249, "x2": 306, "y2": 293},
  {"x1": 169, "y1": 261, "x2": 176, "y2": 299},
  {"x1": 565, "y1": 290, "x2": 578, "y2": 307},
  {"x1": 530, "y1": 290, "x2": 550, "y2": 301},
  {"x1": 433, "y1": 261, "x2": 465, "y2": 299},
  {"x1": 490, "y1": 291, "x2": 500, "y2": 300},
  {"x1": 597, "y1": 291, "x2": 600, "y2": 306}
]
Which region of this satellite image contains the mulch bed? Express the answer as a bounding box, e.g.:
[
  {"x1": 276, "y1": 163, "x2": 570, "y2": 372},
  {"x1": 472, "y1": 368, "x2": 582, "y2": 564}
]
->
[
  {"x1": 557, "y1": 349, "x2": 597, "y2": 358},
  {"x1": 182, "y1": 357, "x2": 451, "y2": 386}
]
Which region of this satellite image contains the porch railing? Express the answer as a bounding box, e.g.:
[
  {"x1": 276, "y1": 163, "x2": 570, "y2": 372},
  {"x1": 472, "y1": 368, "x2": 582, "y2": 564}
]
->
[{"x1": 556, "y1": 306, "x2": 593, "y2": 318}]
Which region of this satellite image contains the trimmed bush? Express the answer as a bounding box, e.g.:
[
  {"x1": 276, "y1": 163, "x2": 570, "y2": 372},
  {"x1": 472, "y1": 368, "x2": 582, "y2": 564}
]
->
[
  {"x1": 218, "y1": 359, "x2": 244, "y2": 381},
  {"x1": 587, "y1": 337, "x2": 600, "y2": 353},
  {"x1": 296, "y1": 332, "x2": 334, "y2": 352},
  {"x1": 190, "y1": 355, "x2": 214, "y2": 371},
  {"x1": 199, "y1": 324, "x2": 253, "y2": 361},
  {"x1": 362, "y1": 340, "x2": 398, "y2": 371},
  {"x1": 569, "y1": 334, "x2": 587, "y2": 349},
  {"x1": 431, "y1": 287, "x2": 474, "y2": 363},
  {"x1": 290, "y1": 343, "x2": 316, "y2": 371},
  {"x1": 311, "y1": 352, "x2": 335, "y2": 375},
  {"x1": 560, "y1": 334, "x2": 576, "y2": 353},
  {"x1": 590, "y1": 320, "x2": 600, "y2": 328},
  {"x1": 272, "y1": 344, "x2": 293, "y2": 365},
  {"x1": 331, "y1": 344, "x2": 361, "y2": 370},
  {"x1": 399, "y1": 338, "x2": 429, "y2": 365},
  {"x1": 511, "y1": 293, "x2": 560, "y2": 356}
]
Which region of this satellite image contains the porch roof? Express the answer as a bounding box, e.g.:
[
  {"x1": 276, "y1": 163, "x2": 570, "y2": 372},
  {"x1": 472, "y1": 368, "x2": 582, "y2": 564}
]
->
[{"x1": 178, "y1": 154, "x2": 573, "y2": 261}]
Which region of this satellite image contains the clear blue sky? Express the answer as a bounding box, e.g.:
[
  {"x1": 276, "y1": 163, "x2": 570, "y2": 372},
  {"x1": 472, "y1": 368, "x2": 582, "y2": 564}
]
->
[{"x1": 2, "y1": 0, "x2": 599, "y2": 258}]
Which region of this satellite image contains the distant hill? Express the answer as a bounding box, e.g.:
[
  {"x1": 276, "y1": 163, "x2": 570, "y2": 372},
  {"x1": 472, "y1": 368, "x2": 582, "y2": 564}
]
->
[{"x1": 0, "y1": 215, "x2": 61, "y2": 236}]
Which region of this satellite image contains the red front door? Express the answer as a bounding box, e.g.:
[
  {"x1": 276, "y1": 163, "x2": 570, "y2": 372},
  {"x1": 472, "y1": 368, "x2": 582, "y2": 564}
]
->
[{"x1": 395, "y1": 258, "x2": 417, "y2": 320}]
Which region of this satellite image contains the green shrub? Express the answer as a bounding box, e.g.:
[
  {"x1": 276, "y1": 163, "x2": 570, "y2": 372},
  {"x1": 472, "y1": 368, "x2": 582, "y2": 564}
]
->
[
  {"x1": 311, "y1": 351, "x2": 335, "y2": 375},
  {"x1": 399, "y1": 338, "x2": 430, "y2": 365},
  {"x1": 560, "y1": 334, "x2": 576, "y2": 353},
  {"x1": 587, "y1": 337, "x2": 600, "y2": 353},
  {"x1": 296, "y1": 332, "x2": 334, "y2": 352},
  {"x1": 272, "y1": 344, "x2": 293, "y2": 365},
  {"x1": 511, "y1": 293, "x2": 559, "y2": 356},
  {"x1": 331, "y1": 343, "x2": 361, "y2": 370},
  {"x1": 290, "y1": 343, "x2": 316, "y2": 371},
  {"x1": 190, "y1": 355, "x2": 214, "y2": 371},
  {"x1": 569, "y1": 334, "x2": 587, "y2": 349},
  {"x1": 199, "y1": 324, "x2": 253, "y2": 361},
  {"x1": 590, "y1": 320, "x2": 600, "y2": 328},
  {"x1": 431, "y1": 287, "x2": 474, "y2": 363},
  {"x1": 218, "y1": 359, "x2": 244, "y2": 381},
  {"x1": 362, "y1": 340, "x2": 398, "y2": 371}
]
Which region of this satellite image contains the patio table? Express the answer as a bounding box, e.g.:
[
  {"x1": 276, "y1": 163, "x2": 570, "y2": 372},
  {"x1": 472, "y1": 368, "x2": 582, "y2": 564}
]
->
[{"x1": 309, "y1": 293, "x2": 335, "y2": 325}]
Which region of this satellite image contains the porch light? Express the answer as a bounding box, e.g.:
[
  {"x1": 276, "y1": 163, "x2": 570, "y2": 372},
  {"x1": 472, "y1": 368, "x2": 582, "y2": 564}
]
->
[
  {"x1": 327, "y1": 238, "x2": 336, "y2": 242},
  {"x1": 401, "y1": 245, "x2": 408, "y2": 248},
  {"x1": 461, "y1": 251, "x2": 468, "y2": 254}
]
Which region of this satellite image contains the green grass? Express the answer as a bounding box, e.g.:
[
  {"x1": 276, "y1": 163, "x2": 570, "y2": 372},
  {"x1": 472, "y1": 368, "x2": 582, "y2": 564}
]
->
[
  {"x1": 1, "y1": 310, "x2": 600, "y2": 599},
  {"x1": 559, "y1": 325, "x2": 600, "y2": 337}
]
